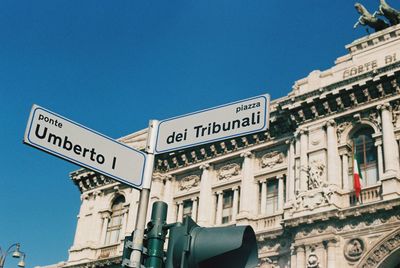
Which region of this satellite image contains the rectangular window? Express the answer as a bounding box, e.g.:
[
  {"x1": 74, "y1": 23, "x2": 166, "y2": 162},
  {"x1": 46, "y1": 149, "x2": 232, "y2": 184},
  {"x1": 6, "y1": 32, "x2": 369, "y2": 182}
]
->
[
  {"x1": 183, "y1": 200, "x2": 193, "y2": 218},
  {"x1": 266, "y1": 179, "x2": 278, "y2": 215},
  {"x1": 105, "y1": 215, "x2": 122, "y2": 245},
  {"x1": 222, "y1": 190, "x2": 234, "y2": 224}
]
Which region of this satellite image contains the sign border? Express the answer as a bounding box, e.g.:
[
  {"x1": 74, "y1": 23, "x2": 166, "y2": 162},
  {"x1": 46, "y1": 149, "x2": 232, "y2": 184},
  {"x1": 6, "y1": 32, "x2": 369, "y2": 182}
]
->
[
  {"x1": 24, "y1": 105, "x2": 147, "y2": 188},
  {"x1": 155, "y1": 94, "x2": 270, "y2": 154}
]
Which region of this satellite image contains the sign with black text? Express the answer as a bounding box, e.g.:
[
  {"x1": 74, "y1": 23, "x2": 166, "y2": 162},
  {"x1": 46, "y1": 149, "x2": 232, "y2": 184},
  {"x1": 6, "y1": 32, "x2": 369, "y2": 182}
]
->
[
  {"x1": 155, "y1": 94, "x2": 270, "y2": 153},
  {"x1": 24, "y1": 105, "x2": 146, "y2": 189}
]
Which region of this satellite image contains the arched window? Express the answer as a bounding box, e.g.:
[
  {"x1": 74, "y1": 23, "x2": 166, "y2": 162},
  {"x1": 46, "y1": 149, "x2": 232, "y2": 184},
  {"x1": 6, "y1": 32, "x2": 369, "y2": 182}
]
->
[
  {"x1": 105, "y1": 195, "x2": 125, "y2": 245},
  {"x1": 351, "y1": 127, "x2": 378, "y2": 187}
]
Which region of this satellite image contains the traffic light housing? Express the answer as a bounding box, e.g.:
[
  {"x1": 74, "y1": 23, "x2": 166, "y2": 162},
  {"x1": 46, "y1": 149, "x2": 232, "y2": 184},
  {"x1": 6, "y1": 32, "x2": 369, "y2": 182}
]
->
[
  {"x1": 165, "y1": 216, "x2": 258, "y2": 268},
  {"x1": 122, "y1": 235, "x2": 134, "y2": 267}
]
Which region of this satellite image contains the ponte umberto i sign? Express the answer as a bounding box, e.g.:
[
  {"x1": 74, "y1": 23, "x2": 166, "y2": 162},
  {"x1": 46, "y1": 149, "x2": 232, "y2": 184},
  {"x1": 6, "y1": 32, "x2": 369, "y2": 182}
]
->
[{"x1": 24, "y1": 105, "x2": 147, "y2": 189}]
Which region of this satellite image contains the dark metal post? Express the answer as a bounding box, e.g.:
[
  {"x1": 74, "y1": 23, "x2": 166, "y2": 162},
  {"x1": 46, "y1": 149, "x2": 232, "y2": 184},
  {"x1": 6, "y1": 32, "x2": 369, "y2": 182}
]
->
[{"x1": 145, "y1": 201, "x2": 168, "y2": 268}]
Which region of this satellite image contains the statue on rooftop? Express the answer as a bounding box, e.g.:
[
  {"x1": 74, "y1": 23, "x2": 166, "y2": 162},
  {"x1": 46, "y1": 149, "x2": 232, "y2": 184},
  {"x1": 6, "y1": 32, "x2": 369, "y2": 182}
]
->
[
  {"x1": 354, "y1": 3, "x2": 389, "y2": 32},
  {"x1": 378, "y1": 0, "x2": 400, "y2": 25}
]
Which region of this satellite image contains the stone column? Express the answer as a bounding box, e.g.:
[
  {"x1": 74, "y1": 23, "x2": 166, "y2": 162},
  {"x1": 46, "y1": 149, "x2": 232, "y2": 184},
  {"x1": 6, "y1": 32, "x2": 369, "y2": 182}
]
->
[
  {"x1": 119, "y1": 209, "x2": 128, "y2": 241},
  {"x1": 296, "y1": 245, "x2": 306, "y2": 268},
  {"x1": 379, "y1": 103, "x2": 400, "y2": 176},
  {"x1": 150, "y1": 173, "x2": 164, "y2": 203},
  {"x1": 341, "y1": 151, "x2": 349, "y2": 190},
  {"x1": 198, "y1": 164, "x2": 213, "y2": 226},
  {"x1": 191, "y1": 197, "x2": 198, "y2": 221},
  {"x1": 177, "y1": 201, "x2": 184, "y2": 222},
  {"x1": 278, "y1": 175, "x2": 284, "y2": 211},
  {"x1": 100, "y1": 212, "x2": 110, "y2": 244},
  {"x1": 290, "y1": 246, "x2": 297, "y2": 268},
  {"x1": 286, "y1": 139, "x2": 295, "y2": 202},
  {"x1": 232, "y1": 186, "x2": 239, "y2": 222},
  {"x1": 126, "y1": 191, "x2": 139, "y2": 233},
  {"x1": 163, "y1": 175, "x2": 175, "y2": 223},
  {"x1": 299, "y1": 129, "x2": 309, "y2": 191},
  {"x1": 215, "y1": 191, "x2": 223, "y2": 225},
  {"x1": 326, "y1": 239, "x2": 337, "y2": 268},
  {"x1": 326, "y1": 120, "x2": 340, "y2": 185},
  {"x1": 260, "y1": 180, "x2": 267, "y2": 214},
  {"x1": 376, "y1": 140, "x2": 384, "y2": 179},
  {"x1": 239, "y1": 151, "x2": 258, "y2": 217},
  {"x1": 93, "y1": 195, "x2": 104, "y2": 244}
]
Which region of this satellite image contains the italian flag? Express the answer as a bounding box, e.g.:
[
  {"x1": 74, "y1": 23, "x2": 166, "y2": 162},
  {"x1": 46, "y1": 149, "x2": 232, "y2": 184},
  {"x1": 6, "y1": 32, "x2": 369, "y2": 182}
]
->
[{"x1": 353, "y1": 146, "x2": 363, "y2": 198}]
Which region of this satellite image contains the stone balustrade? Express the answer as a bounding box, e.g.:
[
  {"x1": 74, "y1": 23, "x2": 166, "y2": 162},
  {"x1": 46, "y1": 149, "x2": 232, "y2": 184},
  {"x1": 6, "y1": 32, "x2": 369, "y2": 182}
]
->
[
  {"x1": 255, "y1": 213, "x2": 283, "y2": 231},
  {"x1": 349, "y1": 184, "x2": 382, "y2": 206}
]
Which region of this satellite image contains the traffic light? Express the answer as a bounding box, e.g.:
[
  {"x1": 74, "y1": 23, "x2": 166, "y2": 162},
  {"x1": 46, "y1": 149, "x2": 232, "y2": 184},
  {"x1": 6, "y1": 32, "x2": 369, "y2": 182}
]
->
[
  {"x1": 122, "y1": 235, "x2": 133, "y2": 267},
  {"x1": 165, "y1": 216, "x2": 258, "y2": 268}
]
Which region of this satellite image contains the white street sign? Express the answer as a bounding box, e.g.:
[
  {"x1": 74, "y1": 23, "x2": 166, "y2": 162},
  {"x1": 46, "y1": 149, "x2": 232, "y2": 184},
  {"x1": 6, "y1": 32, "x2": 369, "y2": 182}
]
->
[
  {"x1": 24, "y1": 105, "x2": 146, "y2": 189},
  {"x1": 155, "y1": 94, "x2": 270, "y2": 153}
]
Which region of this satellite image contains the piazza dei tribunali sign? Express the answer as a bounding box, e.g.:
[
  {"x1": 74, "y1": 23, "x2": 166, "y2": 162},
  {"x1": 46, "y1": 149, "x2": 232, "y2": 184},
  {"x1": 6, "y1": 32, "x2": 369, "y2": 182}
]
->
[{"x1": 37, "y1": 1, "x2": 400, "y2": 268}]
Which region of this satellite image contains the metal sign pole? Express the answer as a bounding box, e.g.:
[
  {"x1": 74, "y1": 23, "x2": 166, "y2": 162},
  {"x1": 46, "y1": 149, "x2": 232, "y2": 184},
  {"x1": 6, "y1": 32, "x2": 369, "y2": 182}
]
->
[{"x1": 130, "y1": 120, "x2": 159, "y2": 267}]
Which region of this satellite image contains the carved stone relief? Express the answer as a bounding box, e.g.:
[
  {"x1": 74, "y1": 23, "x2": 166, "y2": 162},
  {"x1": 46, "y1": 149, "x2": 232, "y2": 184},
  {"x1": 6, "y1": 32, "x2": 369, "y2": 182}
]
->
[
  {"x1": 368, "y1": 111, "x2": 382, "y2": 131},
  {"x1": 261, "y1": 151, "x2": 284, "y2": 168},
  {"x1": 307, "y1": 161, "x2": 325, "y2": 190},
  {"x1": 291, "y1": 161, "x2": 336, "y2": 211},
  {"x1": 307, "y1": 253, "x2": 319, "y2": 268},
  {"x1": 393, "y1": 102, "x2": 400, "y2": 128},
  {"x1": 179, "y1": 175, "x2": 200, "y2": 191},
  {"x1": 337, "y1": 121, "x2": 352, "y2": 141},
  {"x1": 217, "y1": 163, "x2": 240, "y2": 180},
  {"x1": 358, "y1": 228, "x2": 400, "y2": 268},
  {"x1": 344, "y1": 238, "x2": 365, "y2": 262}
]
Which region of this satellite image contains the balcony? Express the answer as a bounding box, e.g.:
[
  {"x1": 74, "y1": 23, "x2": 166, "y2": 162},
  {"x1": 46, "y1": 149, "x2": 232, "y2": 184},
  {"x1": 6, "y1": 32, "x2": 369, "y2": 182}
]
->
[
  {"x1": 349, "y1": 184, "x2": 382, "y2": 206},
  {"x1": 255, "y1": 213, "x2": 283, "y2": 232}
]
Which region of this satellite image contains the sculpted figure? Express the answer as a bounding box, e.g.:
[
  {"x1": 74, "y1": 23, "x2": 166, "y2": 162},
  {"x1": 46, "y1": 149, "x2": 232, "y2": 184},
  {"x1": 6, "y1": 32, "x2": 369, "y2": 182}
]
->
[
  {"x1": 354, "y1": 3, "x2": 389, "y2": 32},
  {"x1": 378, "y1": 0, "x2": 400, "y2": 25}
]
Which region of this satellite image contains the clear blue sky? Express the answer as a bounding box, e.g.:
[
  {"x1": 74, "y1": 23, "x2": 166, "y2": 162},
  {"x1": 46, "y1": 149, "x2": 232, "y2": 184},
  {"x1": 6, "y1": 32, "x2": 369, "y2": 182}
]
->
[{"x1": 0, "y1": 0, "x2": 386, "y2": 266}]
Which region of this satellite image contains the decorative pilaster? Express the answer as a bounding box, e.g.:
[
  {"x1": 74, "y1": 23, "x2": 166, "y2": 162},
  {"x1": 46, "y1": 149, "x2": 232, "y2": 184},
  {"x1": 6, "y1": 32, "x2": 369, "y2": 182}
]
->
[
  {"x1": 120, "y1": 208, "x2": 128, "y2": 240},
  {"x1": 100, "y1": 212, "x2": 111, "y2": 245},
  {"x1": 259, "y1": 180, "x2": 267, "y2": 214},
  {"x1": 286, "y1": 139, "x2": 296, "y2": 202},
  {"x1": 191, "y1": 197, "x2": 198, "y2": 221},
  {"x1": 290, "y1": 245, "x2": 297, "y2": 268},
  {"x1": 378, "y1": 103, "x2": 400, "y2": 176},
  {"x1": 278, "y1": 175, "x2": 284, "y2": 211},
  {"x1": 375, "y1": 139, "x2": 384, "y2": 179},
  {"x1": 299, "y1": 129, "x2": 309, "y2": 192},
  {"x1": 326, "y1": 238, "x2": 338, "y2": 268},
  {"x1": 163, "y1": 175, "x2": 175, "y2": 223},
  {"x1": 232, "y1": 186, "x2": 239, "y2": 222},
  {"x1": 340, "y1": 151, "x2": 349, "y2": 190},
  {"x1": 150, "y1": 173, "x2": 164, "y2": 202},
  {"x1": 378, "y1": 103, "x2": 400, "y2": 199},
  {"x1": 239, "y1": 151, "x2": 258, "y2": 218},
  {"x1": 177, "y1": 201, "x2": 184, "y2": 222},
  {"x1": 326, "y1": 120, "x2": 340, "y2": 185},
  {"x1": 197, "y1": 164, "x2": 213, "y2": 226},
  {"x1": 296, "y1": 245, "x2": 306, "y2": 268},
  {"x1": 215, "y1": 191, "x2": 223, "y2": 225}
]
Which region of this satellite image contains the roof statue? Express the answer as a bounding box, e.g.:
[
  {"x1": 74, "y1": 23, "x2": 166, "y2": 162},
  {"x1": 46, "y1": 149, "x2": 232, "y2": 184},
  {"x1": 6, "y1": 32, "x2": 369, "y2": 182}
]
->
[
  {"x1": 354, "y1": 3, "x2": 389, "y2": 33},
  {"x1": 378, "y1": 0, "x2": 400, "y2": 25},
  {"x1": 354, "y1": 1, "x2": 400, "y2": 33}
]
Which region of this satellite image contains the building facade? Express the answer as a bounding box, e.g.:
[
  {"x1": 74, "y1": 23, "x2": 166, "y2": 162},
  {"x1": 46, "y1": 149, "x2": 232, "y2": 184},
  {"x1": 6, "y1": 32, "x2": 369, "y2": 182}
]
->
[{"x1": 56, "y1": 25, "x2": 400, "y2": 268}]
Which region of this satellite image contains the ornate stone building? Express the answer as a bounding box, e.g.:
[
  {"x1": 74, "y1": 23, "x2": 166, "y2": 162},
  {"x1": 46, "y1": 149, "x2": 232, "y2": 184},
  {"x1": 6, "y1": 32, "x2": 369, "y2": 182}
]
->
[{"x1": 48, "y1": 25, "x2": 400, "y2": 268}]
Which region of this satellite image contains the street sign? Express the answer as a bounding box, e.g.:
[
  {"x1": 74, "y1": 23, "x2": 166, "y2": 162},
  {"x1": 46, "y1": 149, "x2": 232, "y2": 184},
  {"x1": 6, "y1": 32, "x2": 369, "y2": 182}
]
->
[
  {"x1": 155, "y1": 94, "x2": 270, "y2": 153},
  {"x1": 24, "y1": 105, "x2": 147, "y2": 189}
]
